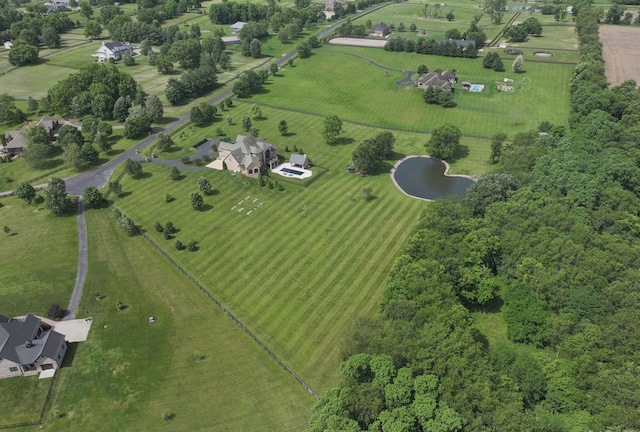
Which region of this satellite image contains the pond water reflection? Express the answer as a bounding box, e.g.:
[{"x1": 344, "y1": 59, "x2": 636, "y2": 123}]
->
[{"x1": 391, "y1": 156, "x2": 475, "y2": 201}]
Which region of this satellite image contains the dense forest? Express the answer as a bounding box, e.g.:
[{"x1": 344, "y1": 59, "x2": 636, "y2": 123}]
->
[{"x1": 307, "y1": 3, "x2": 640, "y2": 431}]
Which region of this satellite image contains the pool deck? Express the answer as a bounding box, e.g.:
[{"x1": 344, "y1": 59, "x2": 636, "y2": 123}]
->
[{"x1": 272, "y1": 163, "x2": 313, "y2": 179}]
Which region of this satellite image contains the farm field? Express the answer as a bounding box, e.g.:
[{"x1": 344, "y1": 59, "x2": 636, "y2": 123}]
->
[
  {"x1": 113, "y1": 109, "x2": 437, "y2": 391},
  {"x1": 0, "y1": 197, "x2": 77, "y2": 319},
  {"x1": 599, "y1": 24, "x2": 640, "y2": 86},
  {"x1": 0, "y1": 208, "x2": 313, "y2": 431},
  {"x1": 250, "y1": 46, "x2": 573, "y2": 137}
]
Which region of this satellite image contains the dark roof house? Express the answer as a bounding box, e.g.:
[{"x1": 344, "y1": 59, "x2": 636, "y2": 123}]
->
[
  {"x1": 416, "y1": 70, "x2": 457, "y2": 90},
  {"x1": 0, "y1": 314, "x2": 67, "y2": 379},
  {"x1": 3, "y1": 131, "x2": 26, "y2": 156},
  {"x1": 437, "y1": 38, "x2": 476, "y2": 48},
  {"x1": 372, "y1": 23, "x2": 390, "y2": 37}
]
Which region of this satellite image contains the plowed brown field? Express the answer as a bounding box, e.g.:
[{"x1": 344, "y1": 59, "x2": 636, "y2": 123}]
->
[{"x1": 600, "y1": 25, "x2": 640, "y2": 86}]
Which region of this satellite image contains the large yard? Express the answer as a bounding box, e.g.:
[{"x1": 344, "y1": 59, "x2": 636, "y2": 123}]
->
[
  {"x1": 113, "y1": 108, "x2": 435, "y2": 391},
  {"x1": 250, "y1": 46, "x2": 573, "y2": 137}
]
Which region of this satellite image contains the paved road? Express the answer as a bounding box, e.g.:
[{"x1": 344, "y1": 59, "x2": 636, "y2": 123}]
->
[{"x1": 66, "y1": 200, "x2": 87, "y2": 320}]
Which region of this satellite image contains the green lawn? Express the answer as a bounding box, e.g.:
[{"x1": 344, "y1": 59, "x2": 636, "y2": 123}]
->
[
  {"x1": 111, "y1": 103, "x2": 494, "y2": 392},
  {"x1": 250, "y1": 46, "x2": 573, "y2": 137},
  {"x1": 0, "y1": 197, "x2": 77, "y2": 318},
  {"x1": 0, "y1": 375, "x2": 52, "y2": 427},
  {"x1": 30, "y1": 208, "x2": 314, "y2": 431}
]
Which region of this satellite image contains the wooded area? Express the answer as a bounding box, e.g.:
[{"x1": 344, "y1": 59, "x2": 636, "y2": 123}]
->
[{"x1": 307, "y1": 3, "x2": 640, "y2": 431}]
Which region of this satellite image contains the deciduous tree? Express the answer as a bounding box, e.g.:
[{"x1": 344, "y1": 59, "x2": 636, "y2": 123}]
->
[
  {"x1": 426, "y1": 123, "x2": 461, "y2": 160},
  {"x1": 322, "y1": 114, "x2": 343, "y2": 145},
  {"x1": 14, "y1": 182, "x2": 36, "y2": 204},
  {"x1": 44, "y1": 177, "x2": 71, "y2": 216}
]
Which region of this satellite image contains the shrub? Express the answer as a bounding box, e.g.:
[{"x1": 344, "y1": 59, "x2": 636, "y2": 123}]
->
[
  {"x1": 187, "y1": 241, "x2": 197, "y2": 251},
  {"x1": 48, "y1": 304, "x2": 65, "y2": 320},
  {"x1": 175, "y1": 240, "x2": 183, "y2": 250},
  {"x1": 155, "y1": 221, "x2": 163, "y2": 232}
]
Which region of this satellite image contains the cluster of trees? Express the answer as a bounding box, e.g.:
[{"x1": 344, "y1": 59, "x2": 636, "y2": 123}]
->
[
  {"x1": 190, "y1": 102, "x2": 217, "y2": 126},
  {"x1": 46, "y1": 63, "x2": 139, "y2": 119},
  {"x1": 426, "y1": 123, "x2": 461, "y2": 160},
  {"x1": 351, "y1": 132, "x2": 395, "y2": 174},
  {"x1": 540, "y1": 4, "x2": 568, "y2": 21},
  {"x1": 385, "y1": 37, "x2": 478, "y2": 58},
  {"x1": 503, "y1": 17, "x2": 542, "y2": 42},
  {"x1": 165, "y1": 60, "x2": 218, "y2": 105},
  {"x1": 0, "y1": 4, "x2": 74, "y2": 51},
  {"x1": 112, "y1": 207, "x2": 137, "y2": 236},
  {"x1": 209, "y1": 1, "x2": 323, "y2": 32},
  {"x1": 423, "y1": 86, "x2": 455, "y2": 107},
  {"x1": 483, "y1": 0, "x2": 506, "y2": 24},
  {"x1": 482, "y1": 51, "x2": 504, "y2": 71},
  {"x1": 310, "y1": 3, "x2": 640, "y2": 430},
  {"x1": 232, "y1": 69, "x2": 266, "y2": 98},
  {"x1": 603, "y1": 4, "x2": 640, "y2": 25},
  {"x1": 0, "y1": 93, "x2": 25, "y2": 123}
]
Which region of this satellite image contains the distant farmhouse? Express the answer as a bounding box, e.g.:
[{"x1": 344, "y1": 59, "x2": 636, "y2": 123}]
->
[
  {"x1": 324, "y1": 0, "x2": 341, "y2": 11},
  {"x1": 93, "y1": 41, "x2": 133, "y2": 62},
  {"x1": 416, "y1": 70, "x2": 457, "y2": 90},
  {"x1": 208, "y1": 135, "x2": 278, "y2": 178},
  {"x1": 230, "y1": 22, "x2": 247, "y2": 35},
  {"x1": 372, "y1": 23, "x2": 390, "y2": 37},
  {"x1": 0, "y1": 314, "x2": 67, "y2": 379},
  {"x1": 43, "y1": 0, "x2": 71, "y2": 13}
]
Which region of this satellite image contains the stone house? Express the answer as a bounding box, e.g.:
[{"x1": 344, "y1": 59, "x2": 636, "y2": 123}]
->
[{"x1": 208, "y1": 135, "x2": 278, "y2": 178}]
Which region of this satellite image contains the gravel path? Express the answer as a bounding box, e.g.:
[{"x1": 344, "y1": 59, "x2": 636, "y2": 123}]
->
[{"x1": 65, "y1": 200, "x2": 87, "y2": 320}]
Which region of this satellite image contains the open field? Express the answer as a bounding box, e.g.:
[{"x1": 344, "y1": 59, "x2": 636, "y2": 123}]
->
[
  {"x1": 2, "y1": 208, "x2": 313, "y2": 431},
  {"x1": 0, "y1": 197, "x2": 77, "y2": 318},
  {"x1": 599, "y1": 24, "x2": 640, "y2": 86},
  {"x1": 250, "y1": 46, "x2": 573, "y2": 137},
  {"x1": 352, "y1": 2, "x2": 513, "y2": 41},
  {"x1": 113, "y1": 103, "x2": 491, "y2": 393}
]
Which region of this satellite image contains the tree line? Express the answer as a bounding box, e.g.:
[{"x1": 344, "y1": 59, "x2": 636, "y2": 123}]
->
[{"x1": 307, "y1": 2, "x2": 640, "y2": 430}]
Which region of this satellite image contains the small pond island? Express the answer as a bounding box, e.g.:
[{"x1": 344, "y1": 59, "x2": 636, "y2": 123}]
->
[{"x1": 391, "y1": 156, "x2": 475, "y2": 201}]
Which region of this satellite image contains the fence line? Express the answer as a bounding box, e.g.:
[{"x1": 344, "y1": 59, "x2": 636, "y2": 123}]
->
[
  {"x1": 110, "y1": 205, "x2": 319, "y2": 398},
  {"x1": 0, "y1": 372, "x2": 59, "y2": 430},
  {"x1": 235, "y1": 99, "x2": 492, "y2": 140}
]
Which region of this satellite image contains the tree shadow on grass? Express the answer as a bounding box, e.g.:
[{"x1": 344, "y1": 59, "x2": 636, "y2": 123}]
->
[
  {"x1": 133, "y1": 171, "x2": 153, "y2": 180},
  {"x1": 119, "y1": 191, "x2": 132, "y2": 198},
  {"x1": 332, "y1": 137, "x2": 355, "y2": 146},
  {"x1": 282, "y1": 132, "x2": 296, "y2": 137},
  {"x1": 199, "y1": 204, "x2": 213, "y2": 212},
  {"x1": 108, "y1": 148, "x2": 125, "y2": 156},
  {"x1": 449, "y1": 144, "x2": 469, "y2": 163}
]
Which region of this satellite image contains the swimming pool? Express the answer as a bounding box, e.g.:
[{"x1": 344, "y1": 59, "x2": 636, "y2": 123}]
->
[
  {"x1": 281, "y1": 167, "x2": 304, "y2": 176},
  {"x1": 471, "y1": 85, "x2": 482, "y2": 92}
]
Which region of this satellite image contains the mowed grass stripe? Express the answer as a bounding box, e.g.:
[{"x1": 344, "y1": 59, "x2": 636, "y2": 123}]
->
[{"x1": 116, "y1": 110, "x2": 425, "y2": 390}]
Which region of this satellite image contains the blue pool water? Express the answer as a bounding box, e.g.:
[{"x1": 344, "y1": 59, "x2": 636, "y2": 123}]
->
[
  {"x1": 471, "y1": 85, "x2": 482, "y2": 92},
  {"x1": 282, "y1": 167, "x2": 304, "y2": 176}
]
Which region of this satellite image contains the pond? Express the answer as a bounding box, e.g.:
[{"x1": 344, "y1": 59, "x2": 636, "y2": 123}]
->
[{"x1": 391, "y1": 156, "x2": 475, "y2": 201}]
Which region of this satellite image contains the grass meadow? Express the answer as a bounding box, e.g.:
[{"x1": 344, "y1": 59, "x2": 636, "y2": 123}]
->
[
  {"x1": 0, "y1": 207, "x2": 313, "y2": 431},
  {"x1": 0, "y1": 375, "x2": 52, "y2": 427},
  {"x1": 250, "y1": 46, "x2": 573, "y2": 137},
  {"x1": 352, "y1": 2, "x2": 514, "y2": 41},
  {"x1": 0, "y1": 197, "x2": 77, "y2": 319}
]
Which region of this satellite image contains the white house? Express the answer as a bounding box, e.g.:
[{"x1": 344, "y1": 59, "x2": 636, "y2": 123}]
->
[
  {"x1": 3, "y1": 41, "x2": 12, "y2": 50},
  {"x1": 92, "y1": 41, "x2": 133, "y2": 62},
  {"x1": 0, "y1": 314, "x2": 67, "y2": 379},
  {"x1": 230, "y1": 22, "x2": 247, "y2": 35},
  {"x1": 208, "y1": 135, "x2": 278, "y2": 178}
]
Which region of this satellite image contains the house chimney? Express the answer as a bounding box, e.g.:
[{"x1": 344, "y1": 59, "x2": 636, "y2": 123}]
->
[{"x1": 25, "y1": 340, "x2": 33, "y2": 348}]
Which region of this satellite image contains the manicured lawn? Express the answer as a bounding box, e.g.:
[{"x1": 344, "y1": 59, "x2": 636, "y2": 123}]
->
[
  {"x1": 0, "y1": 197, "x2": 77, "y2": 318},
  {"x1": 112, "y1": 103, "x2": 493, "y2": 392},
  {"x1": 352, "y1": 2, "x2": 513, "y2": 40},
  {"x1": 0, "y1": 375, "x2": 52, "y2": 427},
  {"x1": 249, "y1": 46, "x2": 573, "y2": 137},
  {"x1": 0, "y1": 63, "x2": 76, "y2": 99},
  {"x1": 39, "y1": 208, "x2": 313, "y2": 431}
]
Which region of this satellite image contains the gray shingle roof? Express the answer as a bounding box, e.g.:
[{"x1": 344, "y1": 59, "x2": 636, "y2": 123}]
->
[
  {"x1": 0, "y1": 315, "x2": 66, "y2": 367},
  {"x1": 290, "y1": 153, "x2": 308, "y2": 166},
  {"x1": 372, "y1": 23, "x2": 389, "y2": 31},
  {"x1": 437, "y1": 38, "x2": 475, "y2": 47}
]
